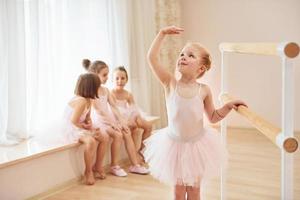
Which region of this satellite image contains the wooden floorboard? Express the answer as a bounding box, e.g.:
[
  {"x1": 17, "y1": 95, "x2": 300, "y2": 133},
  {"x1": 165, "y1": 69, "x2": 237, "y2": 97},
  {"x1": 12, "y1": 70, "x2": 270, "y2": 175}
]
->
[{"x1": 40, "y1": 128, "x2": 300, "y2": 200}]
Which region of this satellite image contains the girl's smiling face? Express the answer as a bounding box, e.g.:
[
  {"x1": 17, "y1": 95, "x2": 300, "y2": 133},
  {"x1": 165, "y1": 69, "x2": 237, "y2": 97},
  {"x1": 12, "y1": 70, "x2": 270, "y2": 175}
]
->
[
  {"x1": 113, "y1": 70, "x2": 128, "y2": 89},
  {"x1": 177, "y1": 45, "x2": 206, "y2": 79}
]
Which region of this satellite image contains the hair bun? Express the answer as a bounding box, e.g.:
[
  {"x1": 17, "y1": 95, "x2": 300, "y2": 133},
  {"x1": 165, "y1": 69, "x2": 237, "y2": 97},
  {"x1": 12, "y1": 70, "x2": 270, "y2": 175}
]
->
[{"x1": 82, "y1": 59, "x2": 91, "y2": 70}]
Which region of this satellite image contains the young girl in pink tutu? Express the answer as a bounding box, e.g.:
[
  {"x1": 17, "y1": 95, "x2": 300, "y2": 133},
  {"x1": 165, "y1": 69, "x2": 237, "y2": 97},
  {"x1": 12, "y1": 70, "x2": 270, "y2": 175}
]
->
[
  {"x1": 111, "y1": 66, "x2": 152, "y2": 163},
  {"x1": 63, "y1": 73, "x2": 109, "y2": 185},
  {"x1": 82, "y1": 59, "x2": 149, "y2": 177},
  {"x1": 144, "y1": 26, "x2": 246, "y2": 199}
]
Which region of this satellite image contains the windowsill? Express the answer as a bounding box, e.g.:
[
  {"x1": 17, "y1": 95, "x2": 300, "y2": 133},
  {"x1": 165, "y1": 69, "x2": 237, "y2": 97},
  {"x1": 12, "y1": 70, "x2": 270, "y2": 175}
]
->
[
  {"x1": 0, "y1": 115, "x2": 160, "y2": 170},
  {"x1": 0, "y1": 138, "x2": 80, "y2": 169}
]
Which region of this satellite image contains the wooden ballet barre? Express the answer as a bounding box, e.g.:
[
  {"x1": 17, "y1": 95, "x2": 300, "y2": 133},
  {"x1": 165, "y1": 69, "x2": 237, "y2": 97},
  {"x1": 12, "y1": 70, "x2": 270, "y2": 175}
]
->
[
  {"x1": 219, "y1": 42, "x2": 299, "y2": 58},
  {"x1": 220, "y1": 93, "x2": 298, "y2": 153}
]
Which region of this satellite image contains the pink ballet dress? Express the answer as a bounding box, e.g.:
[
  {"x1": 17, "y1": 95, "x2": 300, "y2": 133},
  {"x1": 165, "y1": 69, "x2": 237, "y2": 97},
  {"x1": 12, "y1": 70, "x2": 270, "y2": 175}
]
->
[
  {"x1": 61, "y1": 96, "x2": 92, "y2": 143},
  {"x1": 115, "y1": 99, "x2": 140, "y2": 122},
  {"x1": 143, "y1": 82, "x2": 228, "y2": 186},
  {"x1": 91, "y1": 88, "x2": 117, "y2": 133}
]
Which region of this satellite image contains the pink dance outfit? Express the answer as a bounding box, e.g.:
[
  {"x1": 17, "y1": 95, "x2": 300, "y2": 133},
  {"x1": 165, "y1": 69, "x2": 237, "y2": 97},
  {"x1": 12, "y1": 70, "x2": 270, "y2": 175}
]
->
[
  {"x1": 115, "y1": 98, "x2": 140, "y2": 122},
  {"x1": 62, "y1": 96, "x2": 92, "y2": 142},
  {"x1": 91, "y1": 88, "x2": 116, "y2": 132},
  {"x1": 143, "y1": 82, "x2": 227, "y2": 186}
]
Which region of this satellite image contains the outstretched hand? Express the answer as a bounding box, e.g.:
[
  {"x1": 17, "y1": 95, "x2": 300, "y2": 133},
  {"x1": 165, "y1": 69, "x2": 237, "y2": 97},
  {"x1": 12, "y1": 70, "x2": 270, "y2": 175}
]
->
[{"x1": 160, "y1": 26, "x2": 184, "y2": 35}]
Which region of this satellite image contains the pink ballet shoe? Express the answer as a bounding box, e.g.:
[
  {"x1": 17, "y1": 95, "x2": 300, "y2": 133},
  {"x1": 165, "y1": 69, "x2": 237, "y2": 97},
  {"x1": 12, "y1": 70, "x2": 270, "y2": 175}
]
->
[
  {"x1": 128, "y1": 164, "x2": 149, "y2": 175},
  {"x1": 110, "y1": 165, "x2": 128, "y2": 177}
]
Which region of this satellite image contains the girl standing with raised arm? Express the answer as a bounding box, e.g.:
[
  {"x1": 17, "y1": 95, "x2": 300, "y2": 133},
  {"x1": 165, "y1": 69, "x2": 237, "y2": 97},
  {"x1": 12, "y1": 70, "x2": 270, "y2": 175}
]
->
[{"x1": 143, "y1": 26, "x2": 246, "y2": 200}]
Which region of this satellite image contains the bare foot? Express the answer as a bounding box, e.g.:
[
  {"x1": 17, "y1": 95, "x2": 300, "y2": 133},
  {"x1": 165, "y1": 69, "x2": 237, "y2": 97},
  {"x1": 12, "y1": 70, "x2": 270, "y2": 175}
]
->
[
  {"x1": 93, "y1": 166, "x2": 106, "y2": 179},
  {"x1": 85, "y1": 171, "x2": 95, "y2": 185}
]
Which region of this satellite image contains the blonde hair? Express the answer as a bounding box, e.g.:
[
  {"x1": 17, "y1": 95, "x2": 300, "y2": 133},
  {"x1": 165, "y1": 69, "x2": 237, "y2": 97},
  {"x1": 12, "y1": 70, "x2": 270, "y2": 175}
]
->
[{"x1": 184, "y1": 42, "x2": 212, "y2": 78}]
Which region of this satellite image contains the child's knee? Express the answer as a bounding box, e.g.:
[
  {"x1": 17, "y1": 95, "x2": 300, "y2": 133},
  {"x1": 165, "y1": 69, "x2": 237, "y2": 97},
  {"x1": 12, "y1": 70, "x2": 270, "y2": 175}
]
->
[
  {"x1": 111, "y1": 131, "x2": 123, "y2": 141},
  {"x1": 145, "y1": 123, "x2": 152, "y2": 132},
  {"x1": 122, "y1": 131, "x2": 132, "y2": 139},
  {"x1": 101, "y1": 133, "x2": 110, "y2": 143},
  {"x1": 85, "y1": 137, "x2": 97, "y2": 150}
]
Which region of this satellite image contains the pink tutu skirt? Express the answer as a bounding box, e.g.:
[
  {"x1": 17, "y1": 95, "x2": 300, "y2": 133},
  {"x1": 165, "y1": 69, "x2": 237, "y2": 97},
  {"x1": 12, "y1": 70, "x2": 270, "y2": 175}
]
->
[
  {"x1": 117, "y1": 106, "x2": 140, "y2": 122},
  {"x1": 143, "y1": 127, "x2": 228, "y2": 186}
]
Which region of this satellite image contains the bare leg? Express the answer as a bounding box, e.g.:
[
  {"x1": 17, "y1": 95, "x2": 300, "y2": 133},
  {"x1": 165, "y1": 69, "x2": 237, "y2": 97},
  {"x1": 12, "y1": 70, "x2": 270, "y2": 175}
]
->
[
  {"x1": 122, "y1": 130, "x2": 139, "y2": 165},
  {"x1": 79, "y1": 136, "x2": 97, "y2": 185},
  {"x1": 106, "y1": 128, "x2": 123, "y2": 166},
  {"x1": 186, "y1": 186, "x2": 200, "y2": 200},
  {"x1": 136, "y1": 116, "x2": 152, "y2": 151},
  {"x1": 131, "y1": 127, "x2": 140, "y2": 151},
  {"x1": 174, "y1": 184, "x2": 186, "y2": 200},
  {"x1": 187, "y1": 180, "x2": 201, "y2": 200},
  {"x1": 135, "y1": 116, "x2": 152, "y2": 163},
  {"x1": 94, "y1": 132, "x2": 109, "y2": 179},
  {"x1": 131, "y1": 127, "x2": 145, "y2": 164}
]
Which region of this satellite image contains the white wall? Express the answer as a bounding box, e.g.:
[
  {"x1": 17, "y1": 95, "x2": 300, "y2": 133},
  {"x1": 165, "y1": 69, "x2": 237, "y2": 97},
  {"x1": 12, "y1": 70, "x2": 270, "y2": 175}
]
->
[{"x1": 181, "y1": 0, "x2": 300, "y2": 131}]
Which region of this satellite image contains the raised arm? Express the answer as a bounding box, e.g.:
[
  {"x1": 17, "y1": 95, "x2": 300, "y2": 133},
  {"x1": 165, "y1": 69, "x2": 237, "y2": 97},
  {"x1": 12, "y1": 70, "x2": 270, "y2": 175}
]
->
[
  {"x1": 203, "y1": 85, "x2": 246, "y2": 123},
  {"x1": 147, "y1": 26, "x2": 184, "y2": 88}
]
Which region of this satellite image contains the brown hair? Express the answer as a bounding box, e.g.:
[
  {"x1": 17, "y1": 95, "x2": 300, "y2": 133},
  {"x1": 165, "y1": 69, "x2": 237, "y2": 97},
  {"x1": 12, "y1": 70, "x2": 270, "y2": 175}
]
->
[
  {"x1": 114, "y1": 66, "x2": 128, "y2": 80},
  {"x1": 82, "y1": 59, "x2": 108, "y2": 74},
  {"x1": 185, "y1": 42, "x2": 212, "y2": 78},
  {"x1": 74, "y1": 73, "x2": 100, "y2": 99}
]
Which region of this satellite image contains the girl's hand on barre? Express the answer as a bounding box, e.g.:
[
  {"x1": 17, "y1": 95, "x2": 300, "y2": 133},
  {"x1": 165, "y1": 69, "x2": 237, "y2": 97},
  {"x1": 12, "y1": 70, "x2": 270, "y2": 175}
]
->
[{"x1": 226, "y1": 100, "x2": 247, "y2": 110}]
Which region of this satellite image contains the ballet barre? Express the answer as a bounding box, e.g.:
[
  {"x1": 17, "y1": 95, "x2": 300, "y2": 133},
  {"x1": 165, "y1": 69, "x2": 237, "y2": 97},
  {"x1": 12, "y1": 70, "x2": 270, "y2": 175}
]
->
[
  {"x1": 219, "y1": 93, "x2": 298, "y2": 153},
  {"x1": 219, "y1": 42, "x2": 299, "y2": 58},
  {"x1": 219, "y1": 42, "x2": 299, "y2": 200}
]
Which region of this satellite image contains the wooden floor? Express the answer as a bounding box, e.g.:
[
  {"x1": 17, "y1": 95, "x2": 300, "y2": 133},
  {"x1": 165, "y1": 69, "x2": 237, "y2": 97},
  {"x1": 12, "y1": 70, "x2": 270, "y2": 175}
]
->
[{"x1": 40, "y1": 128, "x2": 300, "y2": 200}]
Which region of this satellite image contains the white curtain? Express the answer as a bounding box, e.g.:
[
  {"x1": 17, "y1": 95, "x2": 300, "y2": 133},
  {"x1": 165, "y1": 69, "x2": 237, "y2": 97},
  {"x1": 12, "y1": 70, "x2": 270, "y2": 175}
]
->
[
  {"x1": 0, "y1": 0, "x2": 140, "y2": 145},
  {"x1": 0, "y1": 0, "x2": 27, "y2": 145},
  {"x1": 116, "y1": 0, "x2": 168, "y2": 128}
]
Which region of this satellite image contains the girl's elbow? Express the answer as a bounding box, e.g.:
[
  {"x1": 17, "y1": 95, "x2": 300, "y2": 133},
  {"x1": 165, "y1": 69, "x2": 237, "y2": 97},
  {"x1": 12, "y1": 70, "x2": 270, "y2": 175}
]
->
[
  {"x1": 147, "y1": 53, "x2": 157, "y2": 65},
  {"x1": 147, "y1": 57, "x2": 154, "y2": 67}
]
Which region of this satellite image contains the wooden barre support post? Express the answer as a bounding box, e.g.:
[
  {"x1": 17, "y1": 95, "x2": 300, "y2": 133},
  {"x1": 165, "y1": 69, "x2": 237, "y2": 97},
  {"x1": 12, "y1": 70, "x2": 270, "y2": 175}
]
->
[
  {"x1": 220, "y1": 94, "x2": 298, "y2": 153},
  {"x1": 219, "y1": 42, "x2": 300, "y2": 58}
]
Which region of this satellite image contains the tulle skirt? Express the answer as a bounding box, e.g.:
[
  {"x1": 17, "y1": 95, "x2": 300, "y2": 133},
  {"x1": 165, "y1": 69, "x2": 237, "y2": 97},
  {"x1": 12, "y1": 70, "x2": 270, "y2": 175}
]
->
[
  {"x1": 32, "y1": 119, "x2": 89, "y2": 147},
  {"x1": 117, "y1": 106, "x2": 140, "y2": 122},
  {"x1": 143, "y1": 127, "x2": 228, "y2": 186}
]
